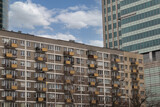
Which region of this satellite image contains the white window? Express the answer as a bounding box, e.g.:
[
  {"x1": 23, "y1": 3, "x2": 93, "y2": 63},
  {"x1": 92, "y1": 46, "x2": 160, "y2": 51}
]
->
[
  {"x1": 55, "y1": 65, "x2": 61, "y2": 70},
  {"x1": 21, "y1": 93, "x2": 25, "y2": 98},
  {"x1": 27, "y1": 51, "x2": 31, "y2": 57},
  {"x1": 27, "y1": 42, "x2": 31, "y2": 47},
  {"x1": 104, "y1": 54, "x2": 108, "y2": 58},
  {"x1": 27, "y1": 72, "x2": 31, "y2": 77},
  {"x1": 105, "y1": 88, "x2": 110, "y2": 93},
  {"x1": 21, "y1": 82, "x2": 25, "y2": 87},
  {"x1": 76, "y1": 50, "x2": 80, "y2": 54},
  {"x1": 27, "y1": 82, "x2": 31, "y2": 88},
  {"x1": 48, "y1": 45, "x2": 54, "y2": 50},
  {"x1": 98, "y1": 62, "x2": 103, "y2": 66},
  {"x1": 104, "y1": 62, "x2": 109, "y2": 67},
  {"x1": 27, "y1": 93, "x2": 31, "y2": 98},
  {"x1": 48, "y1": 54, "x2": 54, "y2": 60},
  {"x1": 21, "y1": 61, "x2": 25, "y2": 66},
  {"x1": 55, "y1": 46, "x2": 60, "y2": 51},
  {"x1": 27, "y1": 62, "x2": 31, "y2": 67},
  {"x1": 21, "y1": 51, "x2": 25, "y2": 56},
  {"x1": 21, "y1": 71, "x2": 25, "y2": 77},
  {"x1": 20, "y1": 40, "x2": 25, "y2": 46}
]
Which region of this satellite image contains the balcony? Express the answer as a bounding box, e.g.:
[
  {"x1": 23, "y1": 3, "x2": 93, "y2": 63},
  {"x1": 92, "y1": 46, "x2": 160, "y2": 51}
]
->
[
  {"x1": 115, "y1": 58, "x2": 120, "y2": 63},
  {"x1": 131, "y1": 61, "x2": 139, "y2": 66},
  {"x1": 88, "y1": 64, "x2": 97, "y2": 69},
  {"x1": 112, "y1": 67, "x2": 117, "y2": 71},
  {"x1": 6, "y1": 74, "x2": 13, "y2": 79},
  {"x1": 70, "y1": 90, "x2": 75, "y2": 93},
  {"x1": 5, "y1": 43, "x2": 18, "y2": 48},
  {"x1": 132, "y1": 69, "x2": 138, "y2": 73},
  {"x1": 10, "y1": 64, "x2": 17, "y2": 69},
  {"x1": 116, "y1": 76, "x2": 120, "y2": 79},
  {"x1": 113, "y1": 84, "x2": 118, "y2": 88},
  {"x1": 38, "y1": 97, "x2": 44, "y2": 102},
  {"x1": 35, "y1": 47, "x2": 47, "y2": 53},
  {"x1": 37, "y1": 77, "x2": 44, "y2": 81},
  {"x1": 117, "y1": 93, "x2": 121, "y2": 96},
  {"x1": 66, "y1": 79, "x2": 71, "y2": 84},
  {"x1": 115, "y1": 101, "x2": 118, "y2": 105},
  {"x1": 94, "y1": 73, "x2": 98, "y2": 77},
  {"x1": 88, "y1": 55, "x2": 98, "y2": 60},
  {"x1": 91, "y1": 100, "x2": 96, "y2": 104},
  {"x1": 5, "y1": 53, "x2": 16, "y2": 59},
  {"x1": 36, "y1": 57, "x2": 47, "y2": 62},
  {"x1": 70, "y1": 70, "x2": 75, "y2": 75},
  {"x1": 6, "y1": 96, "x2": 13, "y2": 101},
  {"x1": 42, "y1": 67, "x2": 48, "y2": 72},
  {"x1": 66, "y1": 99, "x2": 72, "y2": 103},
  {"x1": 64, "y1": 51, "x2": 74, "y2": 56},
  {"x1": 65, "y1": 61, "x2": 71, "y2": 65},
  {"x1": 133, "y1": 86, "x2": 138, "y2": 89},
  {"x1": 90, "y1": 82, "x2": 96, "y2": 86},
  {"x1": 43, "y1": 88, "x2": 47, "y2": 92},
  {"x1": 95, "y1": 91, "x2": 99, "y2": 95},
  {"x1": 11, "y1": 86, "x2": 17, "y2": 90}
]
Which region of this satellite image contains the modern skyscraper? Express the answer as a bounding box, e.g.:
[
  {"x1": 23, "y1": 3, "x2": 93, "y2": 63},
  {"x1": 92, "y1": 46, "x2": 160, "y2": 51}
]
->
[
  {"x1": 102, "y1": 0, "x2": 160, "y2": 103},
  {"x1": 0, "y1": 30, "x2": 145, "y2": 107},
  {"x1": 102, "y1": 0, "x2": 121, "y2": 49},
  {"x1": 0, "y1": 0, "x2": 8, "y2": 30}
]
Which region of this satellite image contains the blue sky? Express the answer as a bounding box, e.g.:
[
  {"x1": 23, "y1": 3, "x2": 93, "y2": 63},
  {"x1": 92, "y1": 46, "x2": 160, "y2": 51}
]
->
[{"x1": 9, "y1": 0, "x2": 103, "y2": 47}]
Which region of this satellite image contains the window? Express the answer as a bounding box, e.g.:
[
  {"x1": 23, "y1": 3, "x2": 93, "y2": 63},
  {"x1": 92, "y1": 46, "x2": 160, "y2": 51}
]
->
[
  {"x1": 48, "y1": 55, "x2": 54, "y2": 60},
  {"x1": 55, "y1": 55, "x2": 61, "y2": 61},
  {"x1": 21, "y1": 72, "x2": 25, "y2": 77},
  {"x1": 21, "y1": 61, "x2": 25, "y2": 66},
  {"x1": 21, "y1": 93, "x2": 25, "y2": 98},
  {"x1": 124, "y1": 57, "x2": 127, "y2": 61},
  {"x1": 80, "y1": 50, "x2": 84, "y2": 55},
  {"x1": 125, "y1": 73, "x2": 128, "y2": 78},
  {"x1": 139, "y1": 59, "x2": 142, "y2": 63},
  {"x1": 104, "y1": 54, "x2": 108, "y2": 58},
  {"x1": 55, "y1": 65, "x2": 61, "y2": 70},
  {"x1": 55, "y1": 46, "x2": 60, "y2": 51},
  {"x1": 27, "y1": 72, "x2": 31, "y2": 77},
  {"x1": 139, "y1": 75, "x2": 143, "y2": 79},
  {"x1": 98, "y1": 70, "x2": 103, "y2": 75},
  {"x1": 98, "y1": 53, "x2": 102, "y2": 58},
  {"x1": 27, "y1": 62, "x2": 31, "y2": 67},
  {"x1": 21, "y1": 51, "x2": 25, "y2": 56},
  {"x1": 98, "y1": 62, "x2": 103, "y2": 66},
  {"x1": 77, "y1": 58, "x2": 80, "y2": 64},
  {"x1": 21, "y1": 82, "x2": 25, "y2": 88},
  {"x1": 125, "y1": 65, "x2": 128, "y2": 69},
  {"x1": 27, "y1": 82, "x2": 31, "y2": 88},
  {"x1": 104, "y1": 62, "x2": 109, "y2": 67},
  {"x1": 27, "y1": 51, "x2": 31, "y2": 57},
  {"x1": 104, "y1": 71, "x2": 109, "y2": 76},
  {"x1": 105, "y1": 79, "x2": 110, "y2": 84},
  {"x1": 48, "y1": 45, "x2": 54, "y2": 50},
  {"x1": 76, "y1": 50, "x2": 80, "y2": 54},
  {"x1": 141, "y1": 91, "x2": 144, "y2": 95},
  {"x1": 20, "y1": 40, "x2": 25, "y2": 46},
  {"x1": 27, "y1": 42, "x2": 31, "y2": 47}
]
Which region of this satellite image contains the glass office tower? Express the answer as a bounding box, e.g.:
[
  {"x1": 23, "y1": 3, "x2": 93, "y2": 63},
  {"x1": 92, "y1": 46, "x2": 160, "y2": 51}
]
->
[
  {"x1": 102, "y1": 0, "x2": 121, "y2": 49},
  {"x1": 102, "y1": 0, "x2": 160, "y2": 104},
  {"x1": 0, "y1": 0, "x2": 8, "y2": 30}
]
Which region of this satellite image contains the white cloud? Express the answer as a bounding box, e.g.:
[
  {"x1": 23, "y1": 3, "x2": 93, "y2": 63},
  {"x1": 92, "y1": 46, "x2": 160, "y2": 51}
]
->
[
  {"x1": 9, "y1": 1, "x2": 55, "y2": 29},
  {"x1": 9, "y1": 1, "x2": 102, "y2": 30},
  {"x1": 88, "y1": 40, "x2": 103, "y2": 47},
  {"x1": 39, "y1": 33, "x2": 77, "y2": 41},
  {"x1": 55, "y1": 9, "x2": 102, "y2": 29}
]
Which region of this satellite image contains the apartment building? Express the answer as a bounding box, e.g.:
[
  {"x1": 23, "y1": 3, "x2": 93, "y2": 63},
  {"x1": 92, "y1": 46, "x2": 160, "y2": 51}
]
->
[
  {"x1": 0, "y1": 30, "x2": 145, "y2": 107},
  {"x1": 0, "y1": 0, "x2": 8, "y2": 30}
]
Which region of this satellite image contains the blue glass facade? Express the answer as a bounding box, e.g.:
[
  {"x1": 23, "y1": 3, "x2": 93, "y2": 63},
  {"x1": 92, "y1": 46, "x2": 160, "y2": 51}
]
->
[{"x1": 0, "y1": 0, "x2": 8, "y2": 30}]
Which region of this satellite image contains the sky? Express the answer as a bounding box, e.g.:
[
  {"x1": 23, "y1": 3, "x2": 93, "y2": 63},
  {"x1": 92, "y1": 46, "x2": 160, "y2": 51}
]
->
[{"x1": 9, "y1": 0, "x2": 103, "y2": 47}]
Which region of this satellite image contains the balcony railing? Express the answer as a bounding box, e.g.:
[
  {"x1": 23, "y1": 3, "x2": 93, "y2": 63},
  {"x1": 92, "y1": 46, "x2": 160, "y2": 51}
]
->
[
  {"x1": 35, "y1": 47, "x2": 48, "y2": 53},
  {"x1": 6, "y1": 96, "x2": 15, "y2": 101},
  {"x1": 64, "y1": 51, "x2": 74, "y2": 56},
  {"x1": 5, "y1": 43, "x2": 18, "y2": 48},
  {"x1": 35, "y1": 57, "x2": 47, "y2": 62},
  {"x1": 88, "y1": 55, "x2": 98, "y2": 60},
  {"x1": 3, "y1": 64, "x2": 17, "y2": 69}
]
